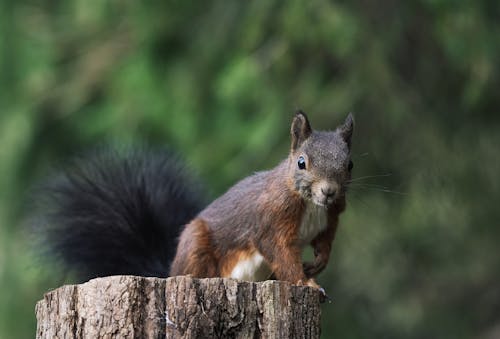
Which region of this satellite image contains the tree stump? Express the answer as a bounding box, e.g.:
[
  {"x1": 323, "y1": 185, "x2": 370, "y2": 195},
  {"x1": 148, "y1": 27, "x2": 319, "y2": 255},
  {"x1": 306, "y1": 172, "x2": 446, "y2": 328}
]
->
[{"x1": 35, "y1": 276, "x2": 322, "y2": 338}]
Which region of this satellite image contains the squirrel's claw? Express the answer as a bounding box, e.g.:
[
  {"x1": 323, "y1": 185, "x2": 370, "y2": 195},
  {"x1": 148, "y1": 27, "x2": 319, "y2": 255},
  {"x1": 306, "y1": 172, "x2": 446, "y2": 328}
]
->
[{"x1": 318, "y1": 287, "x2": 332, "y2": 304}]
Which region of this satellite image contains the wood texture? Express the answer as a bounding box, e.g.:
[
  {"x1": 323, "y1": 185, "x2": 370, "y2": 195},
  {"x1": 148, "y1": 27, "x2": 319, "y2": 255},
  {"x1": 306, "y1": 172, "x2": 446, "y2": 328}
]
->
[{"x1": 36, "y1": 276, "x2": 322, "y2": 338}]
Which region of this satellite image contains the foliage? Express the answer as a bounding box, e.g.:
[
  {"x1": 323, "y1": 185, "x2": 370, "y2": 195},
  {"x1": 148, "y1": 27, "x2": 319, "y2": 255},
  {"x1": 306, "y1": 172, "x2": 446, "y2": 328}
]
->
[{"x1": 1, "y1": 1, "x2": 499, "y2": 338}]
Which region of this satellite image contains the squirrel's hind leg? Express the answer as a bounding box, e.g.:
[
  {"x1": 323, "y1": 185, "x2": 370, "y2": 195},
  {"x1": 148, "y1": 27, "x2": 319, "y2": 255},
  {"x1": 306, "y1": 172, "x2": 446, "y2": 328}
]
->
[{"x1": 169, "y1": 218, "x2": 218, "y2": 277}]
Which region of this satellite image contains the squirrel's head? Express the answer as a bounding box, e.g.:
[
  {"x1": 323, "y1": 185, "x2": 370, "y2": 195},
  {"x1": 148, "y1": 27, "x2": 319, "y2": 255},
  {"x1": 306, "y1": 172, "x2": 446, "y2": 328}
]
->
[{"x1": 288, "y1": 110, "x2": 354, "y2": 207}]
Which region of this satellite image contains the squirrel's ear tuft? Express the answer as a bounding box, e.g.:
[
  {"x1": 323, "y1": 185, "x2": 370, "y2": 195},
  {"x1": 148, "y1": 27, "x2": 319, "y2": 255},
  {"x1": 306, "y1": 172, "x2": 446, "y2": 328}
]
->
[
  {"x1": 291, "y1": 110, "x2": 312, "y2": 151},
  {"x1": 339, "y1": 113, "x2": 354, "y2": 148}
]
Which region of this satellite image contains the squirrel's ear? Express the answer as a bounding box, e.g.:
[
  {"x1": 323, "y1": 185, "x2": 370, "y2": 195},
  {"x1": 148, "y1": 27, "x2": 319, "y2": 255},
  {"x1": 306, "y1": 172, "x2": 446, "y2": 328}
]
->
[
  {"x1": 339, "y1": 113, "x2": 354, "y2": 148},
  {"x1": 291, "y1": 110, "x2": 312, "y2": 151}
]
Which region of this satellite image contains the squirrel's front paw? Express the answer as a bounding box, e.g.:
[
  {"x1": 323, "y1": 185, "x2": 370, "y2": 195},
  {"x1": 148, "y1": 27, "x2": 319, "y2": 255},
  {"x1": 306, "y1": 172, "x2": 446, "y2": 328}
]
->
[
  {"x1": 305, "y1": 278, "x2": 321, "y2": 289},
  {"x1": 296, "y1": 277, "x2": 321, "y2": 288}
]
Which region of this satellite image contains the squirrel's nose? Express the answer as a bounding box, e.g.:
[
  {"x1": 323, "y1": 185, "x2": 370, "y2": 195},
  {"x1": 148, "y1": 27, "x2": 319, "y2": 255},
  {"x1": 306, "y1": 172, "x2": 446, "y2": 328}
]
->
[{"x1": 321, "y1": 187, "x2": 336, "y2": 198}]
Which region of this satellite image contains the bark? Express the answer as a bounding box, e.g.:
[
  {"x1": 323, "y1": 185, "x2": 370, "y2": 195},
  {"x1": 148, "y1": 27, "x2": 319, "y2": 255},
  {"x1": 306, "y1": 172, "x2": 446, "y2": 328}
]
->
[{"x1": 35, "y1": 275, "x2": 322, "y2": 339}]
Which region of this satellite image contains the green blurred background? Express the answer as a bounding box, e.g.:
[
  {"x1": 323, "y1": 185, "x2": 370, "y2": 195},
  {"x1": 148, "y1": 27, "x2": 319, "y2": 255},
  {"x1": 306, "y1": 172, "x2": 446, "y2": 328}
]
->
[{"x1": 1, "y1": 1, "x2": 499, "y2": 338}]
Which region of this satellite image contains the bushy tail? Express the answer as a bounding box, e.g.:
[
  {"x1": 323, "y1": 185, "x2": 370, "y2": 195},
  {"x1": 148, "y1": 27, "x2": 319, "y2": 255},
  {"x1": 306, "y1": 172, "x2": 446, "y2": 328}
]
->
[{"x1": 32, "y1": 147, "x2": 205, "y2": 282}]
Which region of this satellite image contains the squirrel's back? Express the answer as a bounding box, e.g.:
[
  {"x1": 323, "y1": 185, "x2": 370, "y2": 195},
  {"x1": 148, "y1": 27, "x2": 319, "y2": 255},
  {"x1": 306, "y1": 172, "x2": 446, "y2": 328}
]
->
[{"x1": 32, "y1": 147, "x2": 205, "y2": 282}]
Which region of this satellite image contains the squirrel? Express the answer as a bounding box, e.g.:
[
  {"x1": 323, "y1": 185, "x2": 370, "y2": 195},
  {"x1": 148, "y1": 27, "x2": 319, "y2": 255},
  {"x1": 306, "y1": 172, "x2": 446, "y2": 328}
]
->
[{"x1": 34, "y1": 111, "x2": 354, "y2": 292}]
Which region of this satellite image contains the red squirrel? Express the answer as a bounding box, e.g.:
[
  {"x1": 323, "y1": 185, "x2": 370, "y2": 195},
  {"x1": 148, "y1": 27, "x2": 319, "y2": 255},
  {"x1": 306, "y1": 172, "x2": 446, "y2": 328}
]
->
[
  {"x1": 171, "y1": 111, "x2": 353, "y2": 290},
  {"x1": 33, "y1": 111, "x2": 353, "y2": 292}
]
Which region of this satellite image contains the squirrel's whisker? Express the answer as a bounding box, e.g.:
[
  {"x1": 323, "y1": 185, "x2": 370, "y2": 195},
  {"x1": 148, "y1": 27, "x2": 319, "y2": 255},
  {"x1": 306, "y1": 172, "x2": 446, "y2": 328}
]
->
[
  {"x1": 347, "y1": 183, "x2": 390, "y2": 189},
  {"x1": 352, "y1": 152, "x2": 370, "y2": 158},
  {"x1": 347, "y1": 185, "x2": 407, "y2": 196},
  {"x1": 347, "y1": 173, "x2": 392, "y2": 182}
]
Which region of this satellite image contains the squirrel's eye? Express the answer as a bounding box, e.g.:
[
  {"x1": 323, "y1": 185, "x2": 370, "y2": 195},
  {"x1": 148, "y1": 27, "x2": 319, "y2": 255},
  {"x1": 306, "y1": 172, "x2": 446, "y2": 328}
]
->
[
  {"x1": 348, "y1": 160, "x2": 354, "y2": 171},
  {"x1": 298, "y1": 156, "x2": 306, "y2": 170}
]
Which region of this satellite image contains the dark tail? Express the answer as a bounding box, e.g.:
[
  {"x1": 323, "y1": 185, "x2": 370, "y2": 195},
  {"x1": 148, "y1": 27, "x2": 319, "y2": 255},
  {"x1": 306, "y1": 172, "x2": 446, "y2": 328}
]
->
[{"x1": 32, "y1": 147, "x2": 205, "y2": 282}]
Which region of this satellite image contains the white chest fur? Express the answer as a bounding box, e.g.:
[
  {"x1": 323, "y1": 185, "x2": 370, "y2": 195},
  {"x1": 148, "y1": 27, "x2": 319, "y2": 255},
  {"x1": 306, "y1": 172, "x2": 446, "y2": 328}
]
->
[{"x1": 299, "y1": 201, "x2": 327, "y2": 245}]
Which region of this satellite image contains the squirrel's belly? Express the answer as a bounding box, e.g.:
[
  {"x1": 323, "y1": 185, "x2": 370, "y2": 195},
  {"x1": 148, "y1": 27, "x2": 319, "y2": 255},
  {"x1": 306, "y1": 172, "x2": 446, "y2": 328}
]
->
[{"x1": 229, "y1": 251, "x2": 272, "y2": 281}]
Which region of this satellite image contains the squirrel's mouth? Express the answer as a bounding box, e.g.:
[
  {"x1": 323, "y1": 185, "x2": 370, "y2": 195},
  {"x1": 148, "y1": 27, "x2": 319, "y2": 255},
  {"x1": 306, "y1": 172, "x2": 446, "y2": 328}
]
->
[
  {"x1": 311, "y1": 195, "x2": 334, "y2": 208},
  {"x1": 312, "y1": 201, "x2": 328, "y2": 208}
]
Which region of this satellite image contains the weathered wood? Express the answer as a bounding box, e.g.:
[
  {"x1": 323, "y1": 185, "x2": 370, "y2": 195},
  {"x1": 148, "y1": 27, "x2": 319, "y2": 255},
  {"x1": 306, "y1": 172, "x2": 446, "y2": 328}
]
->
[{"x1": 36, "y1": 276, "x2": 322, "y2": 338}]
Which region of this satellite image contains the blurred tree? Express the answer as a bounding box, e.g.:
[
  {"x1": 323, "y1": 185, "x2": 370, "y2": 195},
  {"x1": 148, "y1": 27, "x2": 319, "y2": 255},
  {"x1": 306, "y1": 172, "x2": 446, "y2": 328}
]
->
[{"x1": 0, "y1": 0, "x2": 499, "y2": 338}]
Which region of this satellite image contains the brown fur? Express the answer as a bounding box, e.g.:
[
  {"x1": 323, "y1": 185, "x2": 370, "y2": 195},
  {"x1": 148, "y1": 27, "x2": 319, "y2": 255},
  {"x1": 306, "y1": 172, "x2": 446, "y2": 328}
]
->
[
  {"x1": 254, "y1": 172, "x2": 306, "y2": 284},
  {"x1": 169, "y1": 218, "x2": 217, "y2": 277}
]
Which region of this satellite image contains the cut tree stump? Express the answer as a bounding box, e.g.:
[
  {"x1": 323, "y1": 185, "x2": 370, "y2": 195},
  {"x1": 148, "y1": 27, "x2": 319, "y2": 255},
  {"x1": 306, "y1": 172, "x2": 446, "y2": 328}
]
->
[{"x1": 35, "y1": 275, "x2": 322, "y2": 338}]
